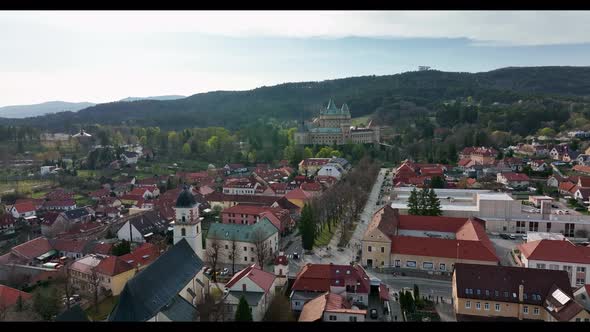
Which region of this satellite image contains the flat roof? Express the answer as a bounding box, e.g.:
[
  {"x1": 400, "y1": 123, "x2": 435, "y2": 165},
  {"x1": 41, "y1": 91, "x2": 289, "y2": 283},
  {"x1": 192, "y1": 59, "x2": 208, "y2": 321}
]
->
[
  {"x1": 390, "y1": 203, "x2": 479, "y2": 211},
  {"x1": 478, "y1": 193, "x2": 514, "y2": 201}
]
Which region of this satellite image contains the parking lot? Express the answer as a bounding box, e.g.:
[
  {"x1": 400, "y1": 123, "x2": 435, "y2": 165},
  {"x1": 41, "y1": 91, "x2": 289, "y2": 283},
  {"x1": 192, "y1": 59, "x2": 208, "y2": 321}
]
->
[{"x1": 488, "y1": 235, "x2": 524, "y2": 267}]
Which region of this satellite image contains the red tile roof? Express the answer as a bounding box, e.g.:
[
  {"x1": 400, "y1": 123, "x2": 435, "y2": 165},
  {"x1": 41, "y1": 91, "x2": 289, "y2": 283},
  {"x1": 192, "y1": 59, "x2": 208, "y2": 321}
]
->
[
  {"x1": 284, "y1": 188, "x2": 312, "y2": 201},
  {"x1": 397, "y1": 215, "x2": 470, "y2": 233},
  {"x1": 292, "y1": 263, "x2": 371, "y2": 294},
  {"x1": 50, "y1": 239, "x2": 89, "y2": 253},
  {"x1": 43, "y1": 199, "x2": 76, "y2": 208},
  {"x1": 573, "y1": 165, "x2": 590, "y2": 175},
  {"x1": 379, "y1": 283, "x2": 390, "y2": 301},
  {"x1": 0, "y1": 214, "x2": 15, "y2": 227},
  {"x1": 578, "y1": 176, "x2": 590, "y2": 188},
  {"x1": 391, "y1": 236, "x2": 499, "y2": 262},
  {"x1": 95, "y1": 256, "x2": 134, "y2": 276},
  {"x1": 12, "y1": 237, "x2": 53, "y2": 260},
  {"x1": 300, "y1": 182, "x2": 322, "y2": 192},
  {"x1": 518, "y1": 239, "x2": 590, "y2": 264},
  {"x1": 300, "y1": 158, "x2": 330, "y2": 167},
  {"x1": 500, "y1": 172, "x2": 530, "y2": 181},
  {"x1": 90, "y1": 242, "x2": 114, "y2": 255},
  {"x1": 205, "y1": 192, "x2": 279, "y2": 206},
  {"x1": 559, "y1": 182, "x2": 577, "y2": 193},
  {"x1": 128, "y1": 188, "x2": 149, "y2": 196},
  {"x1": 298, "y1": 292, "x2": 359, "y2": 322},
  {"x1": 225, "y1": 264, "x2": 275, "y2": 293},
  {"x1": 120, "y1": 242, "x2": 160, "y2": 269},
  {"x1": 0, "y1": 285, "x2": 33, "y2": 308},
  {"x1": 41, "y1": 211, "x2": 61, "y2": 226},
  {"x1": 274, "y1": 254, "x2": 288, "y2": 266},
  {"x1": 89, "y1": 188, "x2": 110, "y2": 198},
  {"x1": 13, "y1": 201, "x2": 36, "y2": 214}
]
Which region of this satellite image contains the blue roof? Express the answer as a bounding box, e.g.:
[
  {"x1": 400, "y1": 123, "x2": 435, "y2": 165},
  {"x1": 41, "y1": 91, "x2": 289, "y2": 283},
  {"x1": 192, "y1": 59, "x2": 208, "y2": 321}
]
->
[
  {"x1": 108, "y1": 239, "x2": 203, "y2": 321},
  {"x1": 159, "y1": 295, "x2": 197, "y2": 321},
  {"x1": 309, "y1": 127, "x2": 342, "y2": 133},
  {"x1": 207, "y1": 218, "x2": 277, "y2": 243}
]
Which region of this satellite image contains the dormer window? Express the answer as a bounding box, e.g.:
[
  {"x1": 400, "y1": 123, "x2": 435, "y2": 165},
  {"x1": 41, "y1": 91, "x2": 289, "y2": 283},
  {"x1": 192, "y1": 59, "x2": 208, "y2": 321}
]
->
[
  {"x1": 336, "y1": 270, "x2": 340, "y2": 274},
  {"x1": 335, "y1": 280, "x2": 340, "y2": 285},
  {"x1": 346, "y1": 270, "x2": 351, "y2": 275},
  {"x1": 181, "y1": 228, "x2": 186, "y2": 236}
]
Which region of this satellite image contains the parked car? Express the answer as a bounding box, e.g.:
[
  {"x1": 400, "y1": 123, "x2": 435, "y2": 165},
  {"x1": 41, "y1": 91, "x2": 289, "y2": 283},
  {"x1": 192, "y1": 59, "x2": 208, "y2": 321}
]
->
[
  {"x1": 222, "y1": 268, "x2": 229, "y2": 276},
  {"x1": 500, "y1": 233, "x2": 510, "y2": 239},
  {"x1": 369, "y1": 308, "x2": 378, "y2": 319},
  {"x1": 509, "y1": 234, "x2": 516, "y2": 240}
]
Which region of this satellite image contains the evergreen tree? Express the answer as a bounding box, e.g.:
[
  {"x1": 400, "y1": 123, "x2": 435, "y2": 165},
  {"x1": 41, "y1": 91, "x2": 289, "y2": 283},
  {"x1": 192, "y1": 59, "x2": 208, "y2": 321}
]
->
[
  {"x1": 235, "y1": 295, "x2": 253, "y2": 321},
  {"x1": 426, "y1": 188, "x2": 442, "y2": 216},
  {"x1": 413, "y1": 284, "x2": 420, "y2": 303},
  {"x1": 407, "y1": 188, "x2": 420, "y2": 215},
  {"x1": 430, "y1": 176, "x2": 445, "y2": 189},
  {"x1": 299, "y1": 203, "x2": 316, "y2": 250},
  {"x1": 417, "y1": 188, "x2": 429, "y2": 216}
]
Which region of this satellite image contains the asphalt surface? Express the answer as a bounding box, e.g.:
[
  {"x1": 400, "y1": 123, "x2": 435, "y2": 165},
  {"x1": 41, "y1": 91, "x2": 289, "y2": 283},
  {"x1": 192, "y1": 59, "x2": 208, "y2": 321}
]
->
[{"x1": 489, "y1": 235, "x2": 524, "y2": 267}]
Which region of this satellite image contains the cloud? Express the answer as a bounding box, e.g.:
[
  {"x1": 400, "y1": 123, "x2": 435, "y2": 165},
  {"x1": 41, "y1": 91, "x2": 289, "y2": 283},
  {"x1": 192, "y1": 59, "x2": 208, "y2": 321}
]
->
[{"x1": 2, "y1": 11, "x2": 590, "y2": 46}]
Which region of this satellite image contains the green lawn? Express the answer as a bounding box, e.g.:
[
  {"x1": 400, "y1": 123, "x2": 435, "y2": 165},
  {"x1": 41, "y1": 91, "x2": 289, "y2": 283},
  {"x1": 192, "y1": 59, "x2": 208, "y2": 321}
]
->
[
  {"x1": 77, "y1": 170, "x2": 100, "y2": 179},
  {"x1": 31, "y1": 190, "x2": 49, "y2": 199},
  {"x1": 74, "y1": 194, "x2": 93, "y2": 207},
  {"x1": 314, "y1": 224, "x2": 336, "y2": 247},
  {"x1": 85, "y1": 295, "x2": 119, "y2": 321},
  {"x1": 351, "y1": 115, "x2": 371, "y2": 127},
  {"x1": 0, "y1": 179, "x2": 53, "y2": 195}
]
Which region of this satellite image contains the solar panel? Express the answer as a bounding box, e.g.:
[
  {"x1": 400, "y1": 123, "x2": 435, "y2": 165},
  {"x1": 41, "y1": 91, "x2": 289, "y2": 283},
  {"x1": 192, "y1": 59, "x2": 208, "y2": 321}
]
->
[{"x1": 552, "y1": 289, "x2": 570, "y2": 305}]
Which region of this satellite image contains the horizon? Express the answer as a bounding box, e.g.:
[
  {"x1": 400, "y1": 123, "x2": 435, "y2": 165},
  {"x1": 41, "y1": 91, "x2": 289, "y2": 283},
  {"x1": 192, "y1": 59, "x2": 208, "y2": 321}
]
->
[{"x1": 2, "y1": 11, "x2": 590, "y2": 107}]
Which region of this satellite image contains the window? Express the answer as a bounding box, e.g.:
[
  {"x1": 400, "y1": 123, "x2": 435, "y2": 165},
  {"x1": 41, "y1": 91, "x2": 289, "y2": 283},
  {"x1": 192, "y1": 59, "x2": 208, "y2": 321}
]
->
[
  {"x1": 523, "y1": 306, "x2": 528, "y2": 314},
  {"x1": 440, "y1": 263, "x2": 446, "y2": 271},
  {"x1": 577, "y1": 266, "x2": 586, "y2": 273},
  {"x1": 251, "y1": 257, "x2": 255, "y2": 262},
  {"x1": 368, "y1": 246, "x2": 372, "y2": 252},
  {"x1": 395, "y1": 260, "x2": 401, "y2": 267},
  {"x1": 422, "y1": 262, "x2": 434, "y2": 270},
  {"x1": 577, "y1": 278, "x2": 585, "y2": 286},
  {"x1": 523, "y1": 293, "x2": 527, "y2": 300},
  {"x1": 476, "y1": 302, "x2": 481, "y2": 310},
  {"x1": 476, "y1": 289, "x2": 481, "y2": 295},
  {"x1": 536, "y1": 263, "x2": 546, "y2": 269},
  {"x1": 495, "y1": 304, "x2": 500, "y2": 312},
  {"x1": 576, "y1": 318, "x2": 581, "y2": 322},
  {"x1": 546, "y1": 222, "x2": 551, "y2": 232},
  {"x1": 329, "y1": 315, "x2": 337, "y2": 321},
  {"x1": 349, "y1": 316, "x2": 357, "y2": 322},
  {"x1": 495, "y1": 290, "x2": 499, "y2": 297},
  {"x1": 225, "y1": 245, "x2": 228, "y2": 249},
  {"x1": 465, "y1": 288, "x2": 473, "y2": 295},
  {"x1": 465, "y1": 301, "x2": 471, "y2": 309},
  {"x1": 504, "y1": 292, "x2": 509, "y2": 298},
  {"x1": 244, "y1": 247, "x2": 247, "y2": 252},
  {"x1": 549, "y1": 264, "x2": 559, "y2": 270},
  {"x1": 484, "y1": 303, "x2": 489, "y2": 311},
  {"x1": 485, "y1": 290, "x2": 490, "y2": 296},
  {"x1": 381, "y1": 247, "x2": 385, "y2": 253},
  {"x1": 244, "y1": 257, "x2": 248, "y2": 262},
  {"x1": 406, "y1": 261, "x2": 416, "y2": 268},
  {"x1": 533, "y1": 308, "x2": 539, "y2": 315},
  {"x1": 250, "y1": 247, "x2": 254, "y2": 252},
  {"x1": 295, "y1": 301, "x2": 300, "y2": 306},
  {"x1": 181, "y1": 228, "x2": 186, "y2": 236}
]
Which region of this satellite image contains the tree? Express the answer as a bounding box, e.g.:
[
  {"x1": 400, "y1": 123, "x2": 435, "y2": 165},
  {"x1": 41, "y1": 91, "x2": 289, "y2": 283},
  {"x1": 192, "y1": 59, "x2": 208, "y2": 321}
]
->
[
  {"x1": 299, "y1": 203, "x2": 316, "y2": 251},
  {"x1": 88, "y1": 267, "x2": 101, "y2": 314},
  {"x1": 417, "y1": 188, "x2": 429, "y2": 216},
  {"x1": 425, "y1": 188, "x2": 442, "y2": 216},
  {"x1": 303, "y1": 147, "x2": 313, "y2": 159},
  {"x1": 252, "y1": 229, "x2": 269, "y2": 269},
  {"x1": 413, "y1": 284, "x2": 420, "y2": 304},
  {"x1": 59, "y1": 260, "x2": 73, "y2": 310},
  {"x1": 235, "y1": 295, "x2": 253, "y2": 321},
  {"x1": 111, "y1": 240, "x2": 131, "y2": 256},
  {"x1": 407, "y1": 188, "x2": 420, "y2": 215},
  {"x1": 206, "y1": 239, "x2": 222, "y2": 283},
  {"x1": 33, "y1": 288, "x2": 59, "y2": 321},
  {"x1": 263, "y1": 293, "x2": 295, "y2": 321},
  {"x1": 430, "y1": 176, "x2": 445, "y2": 189},
  {"x1": 182, "y1": 143, "x2": 191, "y2": 156},
  {"x1": 537, "y1": 127, "x2": 556, "y2": 137},
  {"x1": 228, "y1": 234, "x2": 238, "y2": 275}
]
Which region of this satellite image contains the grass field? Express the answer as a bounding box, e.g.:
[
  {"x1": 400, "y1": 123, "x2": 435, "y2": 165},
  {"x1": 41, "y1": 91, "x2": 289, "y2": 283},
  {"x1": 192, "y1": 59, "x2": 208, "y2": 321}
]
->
[
  {"x1": 314, "y1": 224, "x2": 336, "y2": 247},
  {"x1": 31, "y1": 190, "x2": 49, "y2": 199},
  {"x1": 74, "y1": 194, "x2": 93, "y2": 207},
  {"x1": 86, "y1": 295, "x2": 119, "y2": 321},
  {"x1": 77, "y1": 170, "x2": 100, "y2": 179},
  {"x1": 0, "y1": 179, "x2": 54, "y2": 195}
]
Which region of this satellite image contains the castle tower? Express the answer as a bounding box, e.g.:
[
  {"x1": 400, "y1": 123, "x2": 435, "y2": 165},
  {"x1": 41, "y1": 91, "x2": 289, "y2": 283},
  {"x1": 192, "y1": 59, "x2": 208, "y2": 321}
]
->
[{"x1": 173, "y1": 185, "x2": 203, "y2": 258}]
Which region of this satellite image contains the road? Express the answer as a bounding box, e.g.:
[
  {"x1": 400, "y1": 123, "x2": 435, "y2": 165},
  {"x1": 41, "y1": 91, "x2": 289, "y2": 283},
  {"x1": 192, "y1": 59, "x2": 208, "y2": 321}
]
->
[
  {"x1": 370, "y1": 271, "x2": 453, "y2": 299},
  {"x1": 489, "y1": 235, "x2": 523, "y2": 267},
  {"x1": 285, "y1": 167, "x2": 392, "y2": 270}
]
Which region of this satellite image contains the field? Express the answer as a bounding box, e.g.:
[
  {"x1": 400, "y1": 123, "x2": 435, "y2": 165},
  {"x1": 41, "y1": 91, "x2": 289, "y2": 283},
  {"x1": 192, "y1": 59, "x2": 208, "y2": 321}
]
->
[
  {"x1": 0, "y1": 179, "x2": 54, "y2": 195},
  {"x1": 351, "y1": 115, "x2": 372, "y2": 127}
]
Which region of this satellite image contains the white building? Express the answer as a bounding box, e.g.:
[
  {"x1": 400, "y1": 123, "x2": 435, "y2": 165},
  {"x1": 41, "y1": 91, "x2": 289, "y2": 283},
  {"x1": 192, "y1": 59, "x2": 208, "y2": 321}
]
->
[{"x1": 223, "y1": 264, "x2": 277, "y2": 321}]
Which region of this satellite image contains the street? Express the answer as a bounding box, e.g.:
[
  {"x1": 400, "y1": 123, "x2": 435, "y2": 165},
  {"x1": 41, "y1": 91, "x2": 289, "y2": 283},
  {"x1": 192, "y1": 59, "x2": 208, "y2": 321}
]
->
[{"x1": 489, "y1": 235, "x2": 523, "y2": 267}]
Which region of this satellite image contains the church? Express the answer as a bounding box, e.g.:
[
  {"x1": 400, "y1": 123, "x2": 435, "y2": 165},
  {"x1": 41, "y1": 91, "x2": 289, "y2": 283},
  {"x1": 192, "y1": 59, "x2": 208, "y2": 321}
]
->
[{"x1": 294, "y1": 99, "x2": 380, "y2": 145}]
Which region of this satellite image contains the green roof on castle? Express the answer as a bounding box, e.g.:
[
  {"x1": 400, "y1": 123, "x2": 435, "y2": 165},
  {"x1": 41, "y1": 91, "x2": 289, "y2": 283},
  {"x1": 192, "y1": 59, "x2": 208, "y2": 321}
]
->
[
  {"x1": 309, "y1": 127, "x2": 342, "y2": 133},
  {"x1": 206, "y1": 217, "x2": 277, "y2": 242},
  {"x1": 321, "y1": 99, "x2": 352, "y2": 116}
]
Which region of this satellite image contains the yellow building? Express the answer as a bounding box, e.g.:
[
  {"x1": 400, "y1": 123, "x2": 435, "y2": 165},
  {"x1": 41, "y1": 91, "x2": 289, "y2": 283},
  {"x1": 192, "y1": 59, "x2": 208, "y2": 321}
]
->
[
  {"x1": 70, "y1": 254, "x2": 137, "y2": 297},
  {"x1": 453, "y1": 263, "x2": 590, "y2": 322}
]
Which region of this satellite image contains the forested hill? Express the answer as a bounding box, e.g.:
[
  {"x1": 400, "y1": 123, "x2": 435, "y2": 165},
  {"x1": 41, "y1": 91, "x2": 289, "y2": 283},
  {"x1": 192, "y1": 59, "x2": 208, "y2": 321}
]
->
[{"x1": 3, "y1": 66, "x2": 590, "y2": 131}]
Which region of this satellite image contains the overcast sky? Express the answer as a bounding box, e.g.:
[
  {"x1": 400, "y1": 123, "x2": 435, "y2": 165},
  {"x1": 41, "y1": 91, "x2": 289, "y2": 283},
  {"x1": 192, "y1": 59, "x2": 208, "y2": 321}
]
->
[{"x1": 1, "y1": 11, "x2": 590, "y2": 106}]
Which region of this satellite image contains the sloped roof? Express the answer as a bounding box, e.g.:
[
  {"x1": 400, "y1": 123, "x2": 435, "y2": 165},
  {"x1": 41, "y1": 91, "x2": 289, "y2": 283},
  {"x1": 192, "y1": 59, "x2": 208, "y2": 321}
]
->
[
  {"x1": 518, "y1": 239, "x2": 590, "y2": 264},
  {"x1": 365, "y1": 205, "x2": 399, "y2": 238},
  {"x1": 50, "y1": 239, "x2": 89, "y2": 253},
  {"x1": 285, "y1": 187, "x2": 312, "y2": 201},
  {"x1": 0, "y1": 284, "x2": 33, "y2": 308},
  {"x1": 127, "y1": 211, "x2": 167, "y2": 235},
  {"x1": 109, "y1": 239, "x2": 204, "y2": 321},
  {"x1": 12, "y1": 236, "x2": 53, "y2": 260},
  {"x1": 13, "y1": 201, "x2": 36, "y2": 214},
  {"x1": 63, "y1": 208, "x2": 90, "y2": 220},
  {"x1": 391, "y1": 236, "x2": 499, "y2": 262},
  {"x1": 559, "y1": 181, "x2": 577, "y2": 193},
  {"x1": 298, "y1": 292, "x2": 347, "y2": 322},
  {"x1": 225, "y1": 264, "x2": 276, "y2": 293},
  {"x1": 500, "y1": 172, "x2": 530, "y2": 181},
  {"x1": 0, "y1": 214, "x2": 15, "y2": 227},
  {"x1": 120, "y1": 243, "x2": 160, "y2": 269},
  {"x1": 207, "y1": 218, "x2": 277, "y2": 243},
  {"x1": 95, "y1": 256, "x2": 135, "y2": 276},
  {"x1": 159, "y1": 294, "x2": 196, "y2": 321},
  {"x1": 292, "y1": 263, "x2": 371, "y2": 294}
]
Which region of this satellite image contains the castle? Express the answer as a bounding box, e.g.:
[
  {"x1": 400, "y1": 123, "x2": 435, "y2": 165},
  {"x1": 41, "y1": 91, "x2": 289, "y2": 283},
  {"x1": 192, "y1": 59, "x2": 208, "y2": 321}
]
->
[{"x1": 294, "y1": 99, "x2": 380, "y2": 145}]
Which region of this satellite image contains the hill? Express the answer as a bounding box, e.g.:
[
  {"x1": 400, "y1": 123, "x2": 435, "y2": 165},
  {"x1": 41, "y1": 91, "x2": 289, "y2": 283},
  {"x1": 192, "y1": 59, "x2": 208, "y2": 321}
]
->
[
  {"x1": 0, "y1": 101, "x2": 96, "y2": 119},
  {"x1": 2, "y1": 66, "x2": 590, "y2": 131},
  {"x1": 118, "y1": 95, "x2": 187, "y2": 102}
]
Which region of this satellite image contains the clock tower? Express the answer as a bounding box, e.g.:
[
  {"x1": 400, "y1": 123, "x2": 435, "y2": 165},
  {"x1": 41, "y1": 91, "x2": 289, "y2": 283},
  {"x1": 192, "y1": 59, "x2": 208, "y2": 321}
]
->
[{"x1": 173, "y1": 185, "x2": 203, "y2": 259}]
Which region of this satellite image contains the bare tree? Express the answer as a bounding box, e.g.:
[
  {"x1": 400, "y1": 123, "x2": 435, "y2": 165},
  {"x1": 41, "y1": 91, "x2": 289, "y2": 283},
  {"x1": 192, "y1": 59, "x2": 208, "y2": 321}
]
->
[
  {"x1": 206, "y1": 239, "x2": 221, "y2": 283},
  {"x1": 252, "y1": 229, "x2": 268, "y2": 270},
  {"x1": 194, "y1": 283, "x2": 227, "y2": 322},
  {"x1": 88, "y1": 266, "x2": 101, "y2": 313},
  {"x1": 228, "y1": 235, "x2": 238, "y2": 275},
  {"x1": 59, "y1": 260, "x2": 73, "y2": 310}
]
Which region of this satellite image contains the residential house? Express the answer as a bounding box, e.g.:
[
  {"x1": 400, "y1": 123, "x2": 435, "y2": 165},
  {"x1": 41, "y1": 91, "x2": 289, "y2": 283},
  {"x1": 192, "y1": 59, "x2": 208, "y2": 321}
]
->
[
  {"x1": 42, "y1": 199, "x2": 77, "y2": 211},
  {"x1": 316, "y1": 157, "x2": 351, "y2": 180},
  {"x1": 497, "y1": 158, "x2": 525, "y2": 172},
  {"x1": 496, "y1": 172, "x2": 530, "y2": 189},
  {"x1": 0, "y1": 214, "x2": 16, "y2": 232},
  {"x1": 89, "y1": 188, "x2": 111, "y2": 201},
  {"x1": 459, "y1": 147, "x2": 498, "y2": 166},
  {"x1": 49, "y1": 238, "x2": 89, "y2": 259},
  {"x1": 550, "y1": 144, "x2": 577, "y2": 162},
  {"x1": 577, "y1": 155, "x2": 590, "y2": 167},
  {"x1": 452, "y1": 263, "x2": 590, "y2": 321},
  {"x1": 0, "y1": 236, "x2": 56, "y2": 266},
  {"x1": 361, "y1": 206, "x2": 499, "y2": 270},
  {"x1": 547, "y1": 174, "x2": 567, "y2": 188},
  {"x1": 109, "y1": 239, "x2": 205, "y2": 321},
  {"x1": 284, "y1": 188, "x2": 313, "y2": 209},
  {"x1": 529, "y1": 160, "x2": 549, "y2": 172},
  {"x1": 0, "y1": 284, "x2": 33, "y2": 311},
  {"x1": 298, "y1": 158, "x2": 331, "y2": 176},
  {"x1": 221, "y1": 204, "x2": 294, "y2": 234},
  {"x1": 206, "y1": 218, "x2": 279, "y2": 266},
  {"x1": 222, "y1": 177, "x2": 265, "y2": 196},
  {"x1": 573, "y1": 165, "x2": 590, "y2": 176},
  {"x1": 559, "y1": 181, "x2": 578, "y2": 197},
  {"x1": 290, "y1": 263, "x2": 371, "y2": 311},
  {"x1": 69, "y1": 254, "x2": 136, "y2": 296},
  {"x1": 121, "y1": 151, "x2": 139, "y2": 165},
  {"x1": 517, "y1": 239, "x2": 590, "y2": 288},
  {"x1": 224, "y1": 264, "x2": 277, "y2": 321},
  {"x1": 116, "y1": 211, "x2": 169, "y2": 243},
  {"x1": 119, "y1": 242, "x2": 161, "y2": 272},
  {"x1": 9, "y1": 200, "x2": 36, "y2": 219},
  {"x1": 574, "y1": 285, "x2": 590, "y2": 312},
  {"x1": 298, "y1": 292, "x2": 367, "y2": 322},
  {"x1": 40, "y1": 165, "x2": 61, "y2": 176}
]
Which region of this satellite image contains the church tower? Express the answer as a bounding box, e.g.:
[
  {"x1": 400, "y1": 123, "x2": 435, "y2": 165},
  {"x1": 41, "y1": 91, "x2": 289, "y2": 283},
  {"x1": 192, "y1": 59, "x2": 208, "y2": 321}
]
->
[{"x1": 173, "y1": 185, "x2": 203, "y2": 259}]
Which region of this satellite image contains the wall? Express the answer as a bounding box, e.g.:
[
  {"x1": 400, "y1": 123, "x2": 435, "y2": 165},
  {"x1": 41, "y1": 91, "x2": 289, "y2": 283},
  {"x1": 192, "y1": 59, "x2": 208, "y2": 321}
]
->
[
  {"x1": 389, "y1": 253, "x2": 497, "y2": 272},
  {"x1": 522, "y1": 258, "x2": 589, "y2": 288},
  {"x1": 323, "y1": 311, "x2": 366, "y2": 322},
  {"x1": 454, "y1": 297, "x2": 546, "y2": 320},
  {"x1": 117, "y1": 222, "x2": 146, "y2": 243},
  {"x1": 362, "y1": 240, "x2": 391, "y2": 268},
  {"x1": 108, "y1": 268, "x2": 137, "y2": 296},
  {"x1": 209, "y1": 232, "x2": 279, "y2": 266}
]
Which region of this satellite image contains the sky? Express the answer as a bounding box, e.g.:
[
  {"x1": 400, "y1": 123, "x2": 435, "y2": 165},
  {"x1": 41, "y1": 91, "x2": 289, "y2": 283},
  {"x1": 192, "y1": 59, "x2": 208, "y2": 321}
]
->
[{"x1": 1, "y1": 11, "x2": 590, "y2": 107}]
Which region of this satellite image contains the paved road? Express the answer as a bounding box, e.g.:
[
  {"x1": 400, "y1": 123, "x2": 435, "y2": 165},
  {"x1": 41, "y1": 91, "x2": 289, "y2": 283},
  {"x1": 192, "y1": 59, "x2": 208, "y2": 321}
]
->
[
  {"x1": 370, "y1": 271, "x2": 453, "y2": 299},
  {"x1": 489, "y1": 235, "x2": 523, "y2": 267}
]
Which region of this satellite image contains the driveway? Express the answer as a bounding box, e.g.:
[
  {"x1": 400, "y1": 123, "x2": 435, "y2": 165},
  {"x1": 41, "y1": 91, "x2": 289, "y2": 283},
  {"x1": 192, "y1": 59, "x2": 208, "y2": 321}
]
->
[{"x1": 489, "y1": 235, "x2": 523, "y2": 267}]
